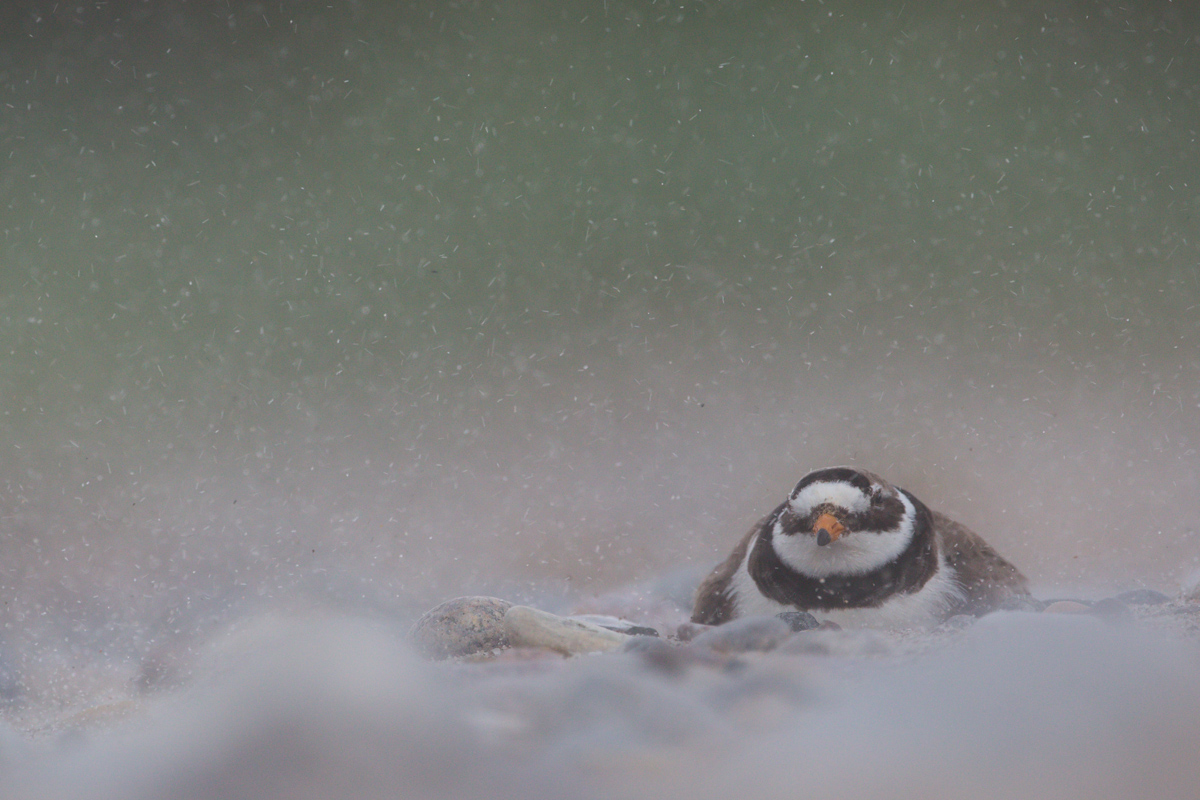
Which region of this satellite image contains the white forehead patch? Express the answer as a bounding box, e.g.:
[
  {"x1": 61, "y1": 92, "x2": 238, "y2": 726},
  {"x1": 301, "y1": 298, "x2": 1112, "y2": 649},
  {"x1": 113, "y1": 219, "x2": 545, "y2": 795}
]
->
[{"x1": 788, "y1": 480, "x2": 871, "y2": 515}]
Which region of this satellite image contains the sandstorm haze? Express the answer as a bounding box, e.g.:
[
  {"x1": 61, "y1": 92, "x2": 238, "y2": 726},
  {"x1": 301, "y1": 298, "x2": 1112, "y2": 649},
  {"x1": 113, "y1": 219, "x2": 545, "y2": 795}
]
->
[{"x1": 1, "y1": 0, "x2": 1198, "y2": 658}]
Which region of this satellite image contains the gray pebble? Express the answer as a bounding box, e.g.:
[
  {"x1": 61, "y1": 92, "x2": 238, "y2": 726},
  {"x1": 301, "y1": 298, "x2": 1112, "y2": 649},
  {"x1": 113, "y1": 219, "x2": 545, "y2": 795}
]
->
[
  {"x1": 1114, "y1": 589, "x2": 1172, "y2": 606},
  {"x1": 504, "y1": 605, "x2": 630, "y2": 655},
  {"x1": 776, "y1": 611, "x2": 820, "y2": 632},
  {"x1": 689, "y1": 615, "x2": 792, "y2": 654},
  {"x1": 409, "y1": 596, "x2": 513, "y2": 660},
  {"x1": 619, "y1": 624, "x2": 661, "y2": 637}
]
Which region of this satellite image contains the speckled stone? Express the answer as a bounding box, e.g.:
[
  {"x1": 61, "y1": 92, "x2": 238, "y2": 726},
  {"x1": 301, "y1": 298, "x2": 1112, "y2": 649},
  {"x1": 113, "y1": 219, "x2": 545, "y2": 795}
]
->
[
  {"x1": 689, "y1": 615, "x2": 792, "y2": 654},
  {"x1": 504, "y1": 605, "x2": 630, "y2": 655},
  {"x1": 409, "y1": 596, "x2": 513, "y2": 660}
]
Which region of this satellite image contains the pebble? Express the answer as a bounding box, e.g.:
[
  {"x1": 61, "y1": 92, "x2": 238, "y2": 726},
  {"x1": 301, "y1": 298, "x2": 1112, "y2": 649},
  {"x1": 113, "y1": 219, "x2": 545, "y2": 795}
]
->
[
  {"x1": 1041, "y1": 600, "x2": 1092, "y2": 615},
  {"x1": 776, "y1": 611, "x2": 820, "y2": 632},
  {"x1": 1114, "y1": 589, "x2": 1172, "y2": 606},
  {"x1": 504, "y1": 605, "x2": 631, "y2": 655},
  {"x1": 410, "y1": 596, "x2": 513, "y2": 660},
  {"x1": 689, "y1": 615, "x2": 792, "y2": 654}
]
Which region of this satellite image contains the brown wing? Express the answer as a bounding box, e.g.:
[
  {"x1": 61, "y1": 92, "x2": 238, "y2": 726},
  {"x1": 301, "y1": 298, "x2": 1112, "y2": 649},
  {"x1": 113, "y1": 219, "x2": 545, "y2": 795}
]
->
[
  {"x1": 690, "y1": 519, "x2": 764, "y2": 625},
  {"x1": 934, "y1": 511, "x2": 1030, "y2": 616}
]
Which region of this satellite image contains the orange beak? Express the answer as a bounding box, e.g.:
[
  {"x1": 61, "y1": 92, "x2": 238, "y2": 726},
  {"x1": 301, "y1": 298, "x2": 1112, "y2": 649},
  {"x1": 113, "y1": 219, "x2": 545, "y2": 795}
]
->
[{"x1": 813, "y1": 513, "x2": 845, "y2": 547}]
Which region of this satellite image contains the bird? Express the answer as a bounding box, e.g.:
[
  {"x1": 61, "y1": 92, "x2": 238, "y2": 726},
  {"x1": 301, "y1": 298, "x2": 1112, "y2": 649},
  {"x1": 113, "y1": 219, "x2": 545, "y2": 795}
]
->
[{"x1": 692, "y1": 466, "x2": 1031, "y2": 628}]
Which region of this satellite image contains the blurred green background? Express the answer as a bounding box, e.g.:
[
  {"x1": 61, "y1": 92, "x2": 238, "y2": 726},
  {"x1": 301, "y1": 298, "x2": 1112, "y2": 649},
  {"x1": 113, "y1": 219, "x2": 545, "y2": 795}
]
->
[{"x1": 1, "y1": 1, "x2": 1197, "y2": 660}]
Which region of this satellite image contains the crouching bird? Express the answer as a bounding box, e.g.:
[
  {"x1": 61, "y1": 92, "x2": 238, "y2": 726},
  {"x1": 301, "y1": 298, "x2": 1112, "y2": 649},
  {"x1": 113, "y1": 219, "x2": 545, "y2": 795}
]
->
[{"x1": 692, "y1": 467, "x2": 1030, "y2": 628}]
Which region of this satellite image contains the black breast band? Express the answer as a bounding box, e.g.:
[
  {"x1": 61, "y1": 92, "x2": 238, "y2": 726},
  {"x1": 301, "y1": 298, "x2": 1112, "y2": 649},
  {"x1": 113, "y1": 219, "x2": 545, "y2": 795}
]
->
[{"x1": 747, "y1": 491, "x2": 940, "y2": 609}]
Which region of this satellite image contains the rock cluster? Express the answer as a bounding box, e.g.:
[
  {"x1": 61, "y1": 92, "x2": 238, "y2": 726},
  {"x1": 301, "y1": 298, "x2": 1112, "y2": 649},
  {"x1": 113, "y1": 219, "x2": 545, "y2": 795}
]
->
[
  {"x1": 407, "y1": 596, "x2": 875, "y2": 667},
  {"x1": 409, "y1": 587, "x2": 1192, "y2": 664}
]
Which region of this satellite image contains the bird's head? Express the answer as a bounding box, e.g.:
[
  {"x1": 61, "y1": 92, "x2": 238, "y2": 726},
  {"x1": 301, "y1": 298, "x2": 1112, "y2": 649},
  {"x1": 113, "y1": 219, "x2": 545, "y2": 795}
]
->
[{"x1": 771, "y1": 467, "x2": 919, "y2": 575}]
